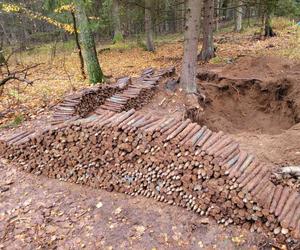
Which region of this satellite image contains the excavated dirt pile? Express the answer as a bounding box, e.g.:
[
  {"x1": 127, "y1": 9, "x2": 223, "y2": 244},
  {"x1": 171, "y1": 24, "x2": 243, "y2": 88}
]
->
[{"x1": 195, "y1": 56, "x2": 300, "y2": 135}]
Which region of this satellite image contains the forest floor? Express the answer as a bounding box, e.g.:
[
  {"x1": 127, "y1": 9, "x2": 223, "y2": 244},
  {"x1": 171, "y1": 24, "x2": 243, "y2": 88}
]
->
[{"x1": 1, "y1": 18, "x2": 300, "y2": 249}]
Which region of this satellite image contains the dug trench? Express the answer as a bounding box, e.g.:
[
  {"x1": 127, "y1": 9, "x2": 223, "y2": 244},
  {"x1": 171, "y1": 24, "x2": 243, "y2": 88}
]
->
[
  {"x1": 193, "y1": 76, "x2": 297, "y2": 135},
  {"x1": 184, "y1": 56, "x2": 300, "y2": 166}
]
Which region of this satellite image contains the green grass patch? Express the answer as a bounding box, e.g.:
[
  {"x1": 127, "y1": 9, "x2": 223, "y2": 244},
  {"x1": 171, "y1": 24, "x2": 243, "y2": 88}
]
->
[
  {"x1": 210, "y1": 56, "x2": 226, "y2": 64},
  {"x1": 0, "y1": 114, "x2": 24, "y2": 129},
  {"x1": 113, "y1": 33, "x2": 124, "y2": 44}
]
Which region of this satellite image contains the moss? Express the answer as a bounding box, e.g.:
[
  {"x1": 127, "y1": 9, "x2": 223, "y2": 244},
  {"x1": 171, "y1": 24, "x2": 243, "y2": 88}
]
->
[{"x1": 74, "y1": 0, "x2": 104, "y2": 85}]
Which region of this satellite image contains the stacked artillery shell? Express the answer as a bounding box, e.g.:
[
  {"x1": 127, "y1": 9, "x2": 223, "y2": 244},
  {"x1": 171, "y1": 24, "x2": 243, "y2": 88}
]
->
[
  {"x1": 97, "y1": 78, "x2": 159, "y2": 113},
  {"x1": 0, "y1": 130, "x2": 37, "y2": 157},
  {"x1": 2, "y1": 109, "x2": 300, "y2": 243},
  {"x1": 93, "y1": 67, "x2": 175, "y2": 114},
  {"x1": 50, "y1": 65, "x2": 174, "y2": 125},
  {"x1": 51, "y1": 77, "x2": 131, "y2": 125},
  {"x1": 155, "y1": 66, "x2": 176, "y2": 78}
]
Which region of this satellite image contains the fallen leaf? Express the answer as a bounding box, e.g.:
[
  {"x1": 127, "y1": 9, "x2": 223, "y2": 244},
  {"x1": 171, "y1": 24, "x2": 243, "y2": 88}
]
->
[
  {"x1": 23, "y1": 198, "x2": 32, "y2": 206},
  {"x1": 198, "y1": 241, "x2": 204, "y2": 248},
  {"x1": 134, "y1": 225, "x2": 146, "y2": 236},
  {"x1": 114, "y1": 207, "x2": 122, "y2": 214},
  {"x1": 199, "y1": 217, "x2": 210, "y2": 224},
  {"x1": 96, "y1": 202, "x2": 103, "y2": 208}
]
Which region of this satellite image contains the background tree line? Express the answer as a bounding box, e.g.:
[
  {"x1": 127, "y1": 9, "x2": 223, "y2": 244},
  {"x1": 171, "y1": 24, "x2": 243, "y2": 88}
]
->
[
  {"x1": 1, "y1": 0, "x2": 299, "y2": 47},
  {"x1": 0, "y1": 0, "x2": 300, "y2": 90}
]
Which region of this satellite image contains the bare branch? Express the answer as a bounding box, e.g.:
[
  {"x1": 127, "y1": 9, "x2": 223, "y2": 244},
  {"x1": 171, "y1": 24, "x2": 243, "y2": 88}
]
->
[{"x1": 0, "y1": 63, "x2": 41, "y2": 87}]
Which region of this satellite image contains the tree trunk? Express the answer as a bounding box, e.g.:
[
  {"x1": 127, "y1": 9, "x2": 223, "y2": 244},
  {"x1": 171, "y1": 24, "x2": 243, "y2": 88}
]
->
[
  {"x1": 180, "y1": 0, "x2": 202, "y2": 94},
  {"x1": 145, "y1": 0, "x2": 155, "y2": 52},
  {"x1": 215, "y1": 0, "x2": 220, "y2": 32},
  {"x1": 169, "y1": 1, "x2": 176, "y2": 33},
  {"x1": 92, "y1": 0, "x2": 102, "y2": 41},
  {"x1": 164, "y1": 0, "x2": 170, "y2": 33},
  {"x1": 234, "y1": 0, "x2": 243, "y2": 32},
  {"x1": 198, "y1": 0, "x2": 215, "y2": 62},
  {"x1": 74, "y1": 0, "x2": 104, "y2": 84},
  {"x1": 112, "y1": 0, "x2": 123, "y2": 43},
  {"x1": 0, "y1": 40, "x2": 5, "y2": 65},
  {"x1": 264, "y1": 11, "x2": 276, "y2": 37},
  {"x1": 245, "y1": 3, "x2": 251, "y2": 27},
  {"x1": 223, "y1": 0, "x2": 231, "y2": 20},
  {"x1": 71, "y1": 11, "x2": 86, "y2": 79},
  {"x1": 178, "y1": 0, "x2": 186, "y2": 32}
]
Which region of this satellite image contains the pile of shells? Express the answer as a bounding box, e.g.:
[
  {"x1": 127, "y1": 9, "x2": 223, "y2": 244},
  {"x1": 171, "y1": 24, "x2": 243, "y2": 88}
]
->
[{"x1": 1, "y1": 109, "x2": 300, "y2": 243}]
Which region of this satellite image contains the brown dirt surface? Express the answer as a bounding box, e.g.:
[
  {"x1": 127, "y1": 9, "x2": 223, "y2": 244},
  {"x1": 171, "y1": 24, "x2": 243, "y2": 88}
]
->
[
  {"x1": 212, "y1": 55, "x2": 300, "y2": 82},
  {"x1": 197, "y1": 56, "x2": 300, "y2": 166}
]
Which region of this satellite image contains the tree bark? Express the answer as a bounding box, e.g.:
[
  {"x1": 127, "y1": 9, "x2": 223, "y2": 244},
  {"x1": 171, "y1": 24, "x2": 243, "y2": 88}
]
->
[
  {"x1": 223, "y1": 0, "x2": 231, "y2": 20},
  {"x1": 215, "y1": 0, "x2": 220, "y2": 32},
  {"x1": 262, "y1": 0, "x2": 276, "y2": 37},
  {"x1": 198, "y1": 0, "x2": 215, "y2": 62},
  {"x1": 71, "y1": 11, "x2": 86, "y2": 79},
  {"x1": 112, "y1": 0, "x2": 123, "y2": 43},
  {"x1": 145, "y1": 0, "x2": 155, "y2": 52},
  {"x1": 180, "y1": 0, "x2": 202, "y2": 94},
  {"x1": 0, "y1": 38, "x2": 5, "y2": 65},
  {"x1": 164, "y1": 0, "x2": 170, "y2": 33},
  {"x1": 234, "y1": 0, "x2": 243, "y2": 32},
  {"x1": 264, "y1": 11, "x2": 276, "y2": 37},
  {"x1": 74, "y1": 0, "x2": 104, "y2": 84}
]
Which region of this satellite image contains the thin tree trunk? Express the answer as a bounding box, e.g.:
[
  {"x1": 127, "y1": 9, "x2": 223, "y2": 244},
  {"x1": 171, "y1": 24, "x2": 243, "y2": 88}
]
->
[
  {"x1": 264, "y1": 10, "x2": 276, "y2": 37},
  {"x1": 164, "y1": 0, "x2": 170, "y2": 33},
  {"x1": 198, "y1": 0, "x2": 215, "y2": 62},
  {"x1": 145, "y1": 0, "x2": 155, "y2": 52},
  {"x1": 71, "y1": 11, "x2": 86, "y2": 79},
  {"x1": 74, "y1": 0, "x2": 104, "y2": 84},
  {"x1": 224, "y1": 0, "x2": 231, "y2": 20},
  {"x1": 112, "y1": 0, "x2": 123, "y2": 43},
  {"x1": 180, "y1": 0, "x2": 202, "y2": 94},
  {"x1": 170, "y1": 2, "x2": 176, "y2": 33},
  {"x1": 92, "y1": 0, "x2": 102, "y2": 41},
  {"x1": 258, "y1": 0, "x2": 263, "y2": 19},
  {"x1": 0, "y1": 21, "x2": 10, "y2": 45},
  {"x1": 245, "y1": 3, "x2": 251, "y2": 27},
  {"x1": 234, "y1": 0, "x2": 243, "y2": 32},
  {"x1": 0, "y1": 38, "x2": 5, "y2": 65},
  {"x1": 215, "y1": 0, "x2": 220, "y2": 32}
]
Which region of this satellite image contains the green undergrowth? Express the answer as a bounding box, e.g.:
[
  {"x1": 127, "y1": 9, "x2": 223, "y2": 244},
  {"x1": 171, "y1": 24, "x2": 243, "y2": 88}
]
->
[{"x1": 0, "y1": 114, "x2": 24, "y2": 129}]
